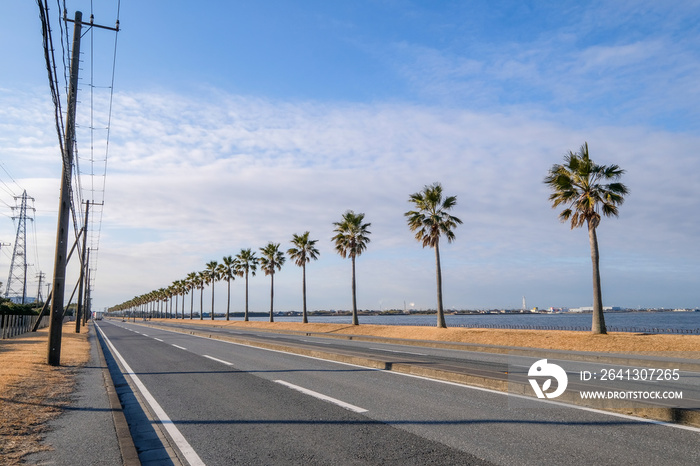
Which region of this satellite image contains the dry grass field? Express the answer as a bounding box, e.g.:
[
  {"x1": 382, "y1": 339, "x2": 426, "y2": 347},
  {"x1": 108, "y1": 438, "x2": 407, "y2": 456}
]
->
[{"x1": 0, "y1": 322, "x2": 90, "y2": 465}]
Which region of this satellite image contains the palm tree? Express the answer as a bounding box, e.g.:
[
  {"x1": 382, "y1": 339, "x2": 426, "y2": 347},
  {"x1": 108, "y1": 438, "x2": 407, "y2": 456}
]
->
[
  {"x1": 172, "y1": 280, "x2": 183, "y2": 319},
  {"x1": 332, "y1": 210, "x2": 371, "y2": 326},
  {"x1": 544, "y1": 142, "x2": 628, "y2": 335},
  {"x1": 178, "y1": 280, "x2": 187, "y2": 320},
  {"x1": 220, "y1": 256, "x2": 238, "y2": 321},
  {"x1": 235, "y1": 248, "x2": 258, "y2": 321},
  {"x1": 197, "y1": 271, "x2": 207, "y2": 320},
  {"x1": 186, "y1": 272, "x2": 198, "y2": 319},
  {"x1": 260, "y1": 242, "x2": 286, "y2": 322},
  {"x1": 157, "y1": 288, "x2": 166, "y2": 319},
  {"x1": 205, "y1": 260, "x2": 219, "y2": 320},
  {"x1": 287, "y1": 231, "x2": 320, "y2": 323},
  {"x1": 405, "y1": 182, "x2": 463, "y2": 329}
]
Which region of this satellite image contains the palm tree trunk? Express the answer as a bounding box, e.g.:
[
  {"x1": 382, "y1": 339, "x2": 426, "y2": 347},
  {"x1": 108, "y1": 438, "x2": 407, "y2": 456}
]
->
[
  {"x1": 588, "y1": 222, "x2": 607, "y2": 334},
  {"x1": 269, "y1": 273, "x2": 275, "y2": 322},
  {"x1": 190, "y1": 290, "x2": 194, "y2": 319},
  {"x1": 435, "y1": 243, "x2": 447, "y2": 328},
  {"x1": 181, "y1": 293, "x2": 185, "y2": 319},
  {"x1": 199, "y1": 286, "x2": 204, "y2": 320},
  {"x1": 226, "y1": 278, "x2": 231, "y2": 321},
  {"x1": 211, "y1": 281, "x2": 215, "y2": 320},
  {"x1": 302, "y1": 263, "x2": 308, "y2": 324},
  {"x1": 244, "y1": 270, "x2": 249, "y2": 321},
  {"x1": 351, "y1": 255, "x2": 358, "y2": 325}
]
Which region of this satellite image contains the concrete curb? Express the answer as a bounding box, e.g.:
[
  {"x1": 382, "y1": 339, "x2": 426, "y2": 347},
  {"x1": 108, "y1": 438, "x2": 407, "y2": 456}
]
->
[
  {"x1": 138, "y1": 321, "x2": 700, "y2": 429},
  {"x1": 94, "y1": 324, "x2": 141, "y2": 465}
]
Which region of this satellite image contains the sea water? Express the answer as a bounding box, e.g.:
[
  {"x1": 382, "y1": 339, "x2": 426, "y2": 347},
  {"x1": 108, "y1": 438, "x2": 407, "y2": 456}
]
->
[{"x1": 240, "y1": 311, "x2": 700, "y2": 333}]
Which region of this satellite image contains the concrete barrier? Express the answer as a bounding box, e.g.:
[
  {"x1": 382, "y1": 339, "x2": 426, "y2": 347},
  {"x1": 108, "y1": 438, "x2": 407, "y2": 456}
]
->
[{"x1": 1, "y1": 314, "x2": 49, "y2": 339}]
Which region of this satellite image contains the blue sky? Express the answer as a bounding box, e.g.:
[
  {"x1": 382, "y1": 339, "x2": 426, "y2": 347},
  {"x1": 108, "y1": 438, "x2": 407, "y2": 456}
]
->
[{"x1": 1, "y1": 1, "x2": 699, "y2": 313}]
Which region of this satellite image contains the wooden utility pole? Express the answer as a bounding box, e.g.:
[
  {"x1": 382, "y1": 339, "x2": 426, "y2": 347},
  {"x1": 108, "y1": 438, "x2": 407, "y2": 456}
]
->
[
  {"x1": 75, "y1": 201, "x2": 90, "y2": 333},
  {"x1": 47, "y1": 11, "x2": 82, "y2": 366},
  {"x1": 83, "y1": 248, "x2": 91, "y2": 325}
]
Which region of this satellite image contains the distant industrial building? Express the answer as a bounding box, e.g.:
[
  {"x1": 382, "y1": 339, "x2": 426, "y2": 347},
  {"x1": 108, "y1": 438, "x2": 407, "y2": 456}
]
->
[{"x1": 569, "y1": 306, "x2": 622, "y2": 313}]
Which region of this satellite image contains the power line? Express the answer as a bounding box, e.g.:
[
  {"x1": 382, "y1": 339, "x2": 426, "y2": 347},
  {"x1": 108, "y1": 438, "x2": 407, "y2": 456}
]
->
[
  {"x1": 79, "y1": 0, "x2": 121, "y2": 292},
  {"x1": 0, "y1": 161, "x2": 23, "y2": 196},
  {"x1": 36, "y1": 0, "x2": 67, "y2": 169}
]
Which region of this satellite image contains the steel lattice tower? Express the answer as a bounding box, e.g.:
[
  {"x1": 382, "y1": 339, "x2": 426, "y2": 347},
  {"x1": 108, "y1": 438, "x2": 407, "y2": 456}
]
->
[{"x1": 5, "y1": 190, "x2": 34, "y2": 303}]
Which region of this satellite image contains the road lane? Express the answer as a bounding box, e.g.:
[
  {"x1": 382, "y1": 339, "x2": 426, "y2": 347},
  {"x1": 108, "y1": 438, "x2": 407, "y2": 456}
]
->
[
  {"x1": 142, "y1": 319, "x2": 700, "y2": 410},
  {"x1": 99, "y1": 320, "x2": 700, "y2": 465},
  {"x1": 98, "y1": 321, "x2": 493, "y2": 465}
]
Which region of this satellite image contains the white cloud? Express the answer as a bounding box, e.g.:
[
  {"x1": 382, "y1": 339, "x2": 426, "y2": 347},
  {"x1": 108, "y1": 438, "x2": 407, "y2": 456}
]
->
[{"x1": 2, "y1": 88, "x2": 699, "y2": 312}]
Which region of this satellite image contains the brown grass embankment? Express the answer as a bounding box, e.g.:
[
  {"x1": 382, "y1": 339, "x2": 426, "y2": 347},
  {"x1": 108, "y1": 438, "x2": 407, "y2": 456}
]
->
[{"x1": 0, "y1": 322, "x2": 90, "y2": 464}]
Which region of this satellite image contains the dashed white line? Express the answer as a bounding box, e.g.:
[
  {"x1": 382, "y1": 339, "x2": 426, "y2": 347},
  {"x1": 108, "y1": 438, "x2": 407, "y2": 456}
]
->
[
  {"x1": 274, "y1": 380, "x2": 368, "y2": 413},
  {"x1": 154, "y1": 338, "x2": 164, "y2": 342},
  {"x1": 172, "y1": 344, "x2": 187, "y2": 350},
  {"x1": 203, "y1": 355, "x2": 234, "y2": 366}
]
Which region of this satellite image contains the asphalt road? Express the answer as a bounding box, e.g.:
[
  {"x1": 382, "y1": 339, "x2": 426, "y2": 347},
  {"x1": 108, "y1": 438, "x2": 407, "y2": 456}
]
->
[
  {"x1": 96, "y1": 320, "x2": 700, "y2": 465},
  {"x1": 134, "y1": 319, "x2": 700, "y2": 410}
]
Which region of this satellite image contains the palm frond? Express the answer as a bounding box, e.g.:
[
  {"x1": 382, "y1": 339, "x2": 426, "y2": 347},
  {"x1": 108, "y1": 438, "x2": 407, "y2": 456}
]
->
[
  {"x1": 405, "y1": 182, "x2": 461, "y2": 249},
  {"x1": 544, "y1": 142, "x2": 628, "y2": 230}
]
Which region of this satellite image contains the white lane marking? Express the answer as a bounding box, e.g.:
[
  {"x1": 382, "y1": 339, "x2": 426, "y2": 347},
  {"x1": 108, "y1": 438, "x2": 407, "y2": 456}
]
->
[
  {"x1": 301, "y1": 339, "x2": 332, "y2": 345},
  {"x1": 95, "y1": 324, "x2": 205, "y2": 466},
  {"x1": 203, "y1": 355, "x2": 234, "y2": 366},
  {"x1": 172, "y1": 344, "x2": 187, "y2": 350},
  {"x1": 142, "y1": 334, "x2": 149, "y2": 337},
  {"x1": 128, "y1": 322, "x2": 700, "y2": 433},
  {"x1": 370, "y1": 348, "x2": 427, "y2": 356},
  {"x1": 154, "y1": 338, "x2": 164, "y2": 342},
  {"x1": 274, "y1": 380, "x2": 368, "y2": 413}
]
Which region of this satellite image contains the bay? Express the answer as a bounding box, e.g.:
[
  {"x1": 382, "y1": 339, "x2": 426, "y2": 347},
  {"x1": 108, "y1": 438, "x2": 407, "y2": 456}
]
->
[{"x1": 242, "y1": 311, "x2": 700, "y2": 334}]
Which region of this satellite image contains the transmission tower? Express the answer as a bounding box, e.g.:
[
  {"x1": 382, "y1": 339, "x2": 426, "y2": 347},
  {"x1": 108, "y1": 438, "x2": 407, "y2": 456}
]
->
[{"x1": 5, "y1": 190, "x2": 35, "y2": 303}]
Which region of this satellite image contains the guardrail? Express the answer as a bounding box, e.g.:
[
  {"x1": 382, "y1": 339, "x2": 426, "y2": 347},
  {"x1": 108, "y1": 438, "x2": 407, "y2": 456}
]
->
[{"x1": 1, "y1": 314, "x2": 49, "y2": 339}]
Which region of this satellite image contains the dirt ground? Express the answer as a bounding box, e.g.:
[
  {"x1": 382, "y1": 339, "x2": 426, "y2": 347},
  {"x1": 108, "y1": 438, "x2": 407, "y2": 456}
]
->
[
  {"x1": 147, "y1": 318, "x2": 700, "y2": 356},
  {"x1": 0, "y1": 322, "x2": 90, "y2": 465}
]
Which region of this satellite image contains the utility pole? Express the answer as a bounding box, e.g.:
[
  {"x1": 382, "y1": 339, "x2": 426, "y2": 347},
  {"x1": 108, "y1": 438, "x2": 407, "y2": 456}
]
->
[
  {"x1": 84, "y1": 248, "x2": 92, "y2": 323},
  {"x1": 46, "y1": 11, "x2": 118, "y2": 364},
  {"x1": 47, "y1": 11, "x2": 82, "y2": 366},
  {"x1": 36, "y1": 272, "x2": 45, "y2": 303},
  {"x1": 75, "y1": 201, "x2": 89, "y2": 333},
  {"x1": 82, "y1": 248, "x2": 91, "y2": 326}
]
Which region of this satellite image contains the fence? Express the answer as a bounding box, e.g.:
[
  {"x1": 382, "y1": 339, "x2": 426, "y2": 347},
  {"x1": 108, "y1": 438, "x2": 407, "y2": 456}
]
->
[
  {"x1": 0, "y1": 314, "x2": 49, "y2": 339},
  {"x1": 401, "y1": 322, "x2": 700, "y2": 334}
]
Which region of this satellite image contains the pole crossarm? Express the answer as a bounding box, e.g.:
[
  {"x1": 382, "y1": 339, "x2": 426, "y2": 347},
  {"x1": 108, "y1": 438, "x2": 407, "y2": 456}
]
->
[{"x1": 65, "y1": 11, "x2": 120, "y2": 32}]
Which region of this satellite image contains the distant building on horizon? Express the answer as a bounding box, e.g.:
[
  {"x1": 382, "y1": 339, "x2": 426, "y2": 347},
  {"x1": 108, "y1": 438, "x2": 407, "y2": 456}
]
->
[
  {"x1": 5, "y1": 296, "x2": 37, "y2": 304},
  {"x1": 569, "y1": 306, "x2": 621, "y2": 313}
]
